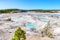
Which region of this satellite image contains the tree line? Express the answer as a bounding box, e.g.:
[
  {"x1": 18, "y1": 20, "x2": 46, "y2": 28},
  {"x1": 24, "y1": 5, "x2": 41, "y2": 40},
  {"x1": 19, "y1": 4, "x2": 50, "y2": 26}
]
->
[{"x1": 0, "y1": 9, "x2": 60, "y2": 13}]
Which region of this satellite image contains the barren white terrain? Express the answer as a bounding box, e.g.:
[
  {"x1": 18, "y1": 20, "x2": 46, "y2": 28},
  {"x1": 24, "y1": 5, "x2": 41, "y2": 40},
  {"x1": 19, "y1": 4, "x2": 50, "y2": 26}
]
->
[{"x1": 0, "y1": 12, "x2": 60, "y2": 40}]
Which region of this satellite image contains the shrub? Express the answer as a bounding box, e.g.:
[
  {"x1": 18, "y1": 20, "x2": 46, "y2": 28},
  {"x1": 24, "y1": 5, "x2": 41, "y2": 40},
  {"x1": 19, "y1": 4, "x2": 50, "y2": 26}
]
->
[
  {"x1": 47, "y1": 32, "x2": 53, "y2": 38},
  {"x1": 12, "y1": 27, "x2": 26, "y2": 40},
  {"x1": 6, "y1": 18, "x2": 11, "y2": 21}
]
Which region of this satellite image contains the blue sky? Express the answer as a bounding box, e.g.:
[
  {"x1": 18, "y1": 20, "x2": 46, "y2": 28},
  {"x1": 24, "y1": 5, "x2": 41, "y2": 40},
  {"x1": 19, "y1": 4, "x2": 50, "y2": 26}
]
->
[{"x1": 0, "y1": 0, "x2": 60, "y2": 10}]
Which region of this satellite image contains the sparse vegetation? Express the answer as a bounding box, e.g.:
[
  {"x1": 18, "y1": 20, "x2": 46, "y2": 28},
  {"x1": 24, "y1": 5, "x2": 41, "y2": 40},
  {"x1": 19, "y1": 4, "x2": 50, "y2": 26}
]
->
[
  {"x1": 12, "y1": 27, "x2": 26, "y2": 40},
  {"x1": 41, "y1": 21, "x2": 53, "y2": 38},
  {"x1": 6, "y1": 18, "x2": 11, "y2": 21},
  {"x1": 47, "y1": 32, "x2": 53, "y2": 38}
]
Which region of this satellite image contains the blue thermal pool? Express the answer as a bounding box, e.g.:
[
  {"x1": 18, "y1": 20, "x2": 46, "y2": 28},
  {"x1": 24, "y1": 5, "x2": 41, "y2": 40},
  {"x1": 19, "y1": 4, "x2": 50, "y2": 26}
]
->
[
  {"x1": 25, "y1": 23, "x2": 37, "y2": 28},
  {"x1": 40, "y1": 18, "x2": 48, "y2": 21}
]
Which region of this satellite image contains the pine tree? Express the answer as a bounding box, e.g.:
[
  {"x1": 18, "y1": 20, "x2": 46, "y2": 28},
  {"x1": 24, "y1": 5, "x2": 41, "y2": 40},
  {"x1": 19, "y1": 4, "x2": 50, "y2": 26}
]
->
[{"x1": 12, "y1": 27, "x2": 26, "y2": 40}]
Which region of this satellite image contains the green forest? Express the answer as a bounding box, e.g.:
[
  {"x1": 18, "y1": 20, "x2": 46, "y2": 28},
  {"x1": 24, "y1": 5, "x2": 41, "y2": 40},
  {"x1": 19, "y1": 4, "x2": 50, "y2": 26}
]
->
[
  {"x1": 0, "y1": 9, "x2": 60, "y2": 13},
  {"x1": 0, "y1": 9, "x2": 20, "y2": 13}
]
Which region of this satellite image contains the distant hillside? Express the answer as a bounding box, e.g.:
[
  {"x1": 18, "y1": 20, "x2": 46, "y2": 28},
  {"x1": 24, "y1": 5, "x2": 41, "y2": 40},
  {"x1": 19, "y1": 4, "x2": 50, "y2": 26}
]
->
[
  {"x1": 0, "y1": 9, "x2": 60, "y2": 13},
  {"x1": 28, "y1": 10, "x2": 60, "y2": 13},
  {"x1": 0, "y1": 9, "x2": 27, "y2": 13}
]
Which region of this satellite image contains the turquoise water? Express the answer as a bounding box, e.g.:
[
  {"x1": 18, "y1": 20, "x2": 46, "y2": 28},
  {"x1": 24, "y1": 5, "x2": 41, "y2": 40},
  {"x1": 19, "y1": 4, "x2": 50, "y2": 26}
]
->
[
  {"x1": 25, "y1": 23, "x2": 37, "y2": 28},
  {"x1": 40, "y1": 18, "x2": 48, "y2": 21}
]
